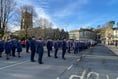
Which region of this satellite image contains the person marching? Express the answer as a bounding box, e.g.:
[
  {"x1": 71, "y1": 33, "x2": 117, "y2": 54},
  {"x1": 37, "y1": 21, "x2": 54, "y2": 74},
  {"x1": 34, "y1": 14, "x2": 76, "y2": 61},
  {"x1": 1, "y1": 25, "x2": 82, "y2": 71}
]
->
[
  {"x1": 46, "y1": 39, "x2": 53, "y2": 57},
  {"x1": 37, "y1": 38, "x2": 44, "y2": 64},
  {"x1": 0, "y1": 39, "x2": 4, "y2": 57},
  {"x1": 17, "y1": 40, "x2": 22, "y2": 57},
  {"x1": 62, "y1": 39, "x2": 67, "y2": 60},
  {"x1": 4, "y1": 39, "x2": 12, "y2": 60},
  {"x1": 67, "y1": 40, "x2": 71, "y2": 53},
  {"x1": 11, "y1": 38, "x2": 17, "y2": 57},
  {"x1": 26, "y1": 39, "x2": 30, "y2": 53},
  {"x1": 54, "y1": 40, "x2": 59, "y2": 58},
  {"x1": 30, "y1": 37, "x2": 36, "y2": 62}
]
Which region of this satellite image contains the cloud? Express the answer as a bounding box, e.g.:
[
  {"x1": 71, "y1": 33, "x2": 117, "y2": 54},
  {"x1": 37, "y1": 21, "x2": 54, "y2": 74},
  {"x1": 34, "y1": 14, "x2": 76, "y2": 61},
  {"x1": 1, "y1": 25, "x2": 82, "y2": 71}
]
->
[
  {"x1": 53, "y1": 0, "x2": 89, "y2": 17},
  {"x1": 13, "y1": 0, "x2": 57, "y2": 31},
  {"x1": 7, "y1": 24, "x2": 20, "y2": 32}
]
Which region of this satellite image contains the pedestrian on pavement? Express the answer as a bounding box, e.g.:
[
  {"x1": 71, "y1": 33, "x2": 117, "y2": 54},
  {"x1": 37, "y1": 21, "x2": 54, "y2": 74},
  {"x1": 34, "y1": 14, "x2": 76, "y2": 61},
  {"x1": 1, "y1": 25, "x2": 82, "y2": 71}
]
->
[
  {"x1": 37, "y1": 38, "x2": 44, "y2": 64},
  {"x1": 4, "y1": 39, "x2": 12, "y2": 60},
  {"x1": 30, "y1": 37, "x2": 36, "y2": 62},
  {"x1": 62, "y1": 39, "x2": 67, "y2": 60},
  {"x1": 17, "y1": 40, "x2": 22, "y2": 57},
  {"x1": 46, "y1": 39, "x2": 53, "y2": 57},
  {"x1": 0, "y1": 39, "x2": 4, "y2": 57},
  {"x1": 54, "y1": 40, "x2": 59, "y2": 58},
  {"x1": 26, "y1": 39, "x2": 30, "y2": 53}
]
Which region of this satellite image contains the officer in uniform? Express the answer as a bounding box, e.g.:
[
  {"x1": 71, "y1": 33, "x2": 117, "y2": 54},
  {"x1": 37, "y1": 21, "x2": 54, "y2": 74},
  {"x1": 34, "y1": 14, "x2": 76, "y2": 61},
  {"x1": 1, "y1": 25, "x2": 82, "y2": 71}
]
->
[
  {"x1": 54, "y1": 40, "x2": 59, "y2": 58},
  {"x1": 67, "y1": 40, "x2": 71, "y2": 53},
  {"x1": 62, "y1": 39, "x2": 67, "y2": 60},
  {"x1": 46, "y1": 39, "x2": 53, "y2": 57},
  {"x1": 5, "y1": 39, "x2": 12, "y2": 60},
  {"x1": 17, "y1": 40, "x2": 22, "y2": 57},
  {"x1": 0, "y1": 39, "x2": 4, "y2": 57},
  {"x1": 26, "y1": 39, "x2": 30, "y2": 53},
  {"x1": 37, "y1": 38, "x2": 44, "y2": 64},
  {"x1": 30, "y1": 37, "x2": 36, "y2": 62},
  {"x1": 11, "y1": 38, "x2": 17, "y2": 57}
]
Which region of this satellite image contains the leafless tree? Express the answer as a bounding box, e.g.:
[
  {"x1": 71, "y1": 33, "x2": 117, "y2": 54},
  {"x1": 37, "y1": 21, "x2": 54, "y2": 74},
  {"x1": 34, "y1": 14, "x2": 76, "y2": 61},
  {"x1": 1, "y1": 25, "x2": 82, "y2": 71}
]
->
[{"x1": 0, "y1": 0, "x2": 16, "y2": 36}]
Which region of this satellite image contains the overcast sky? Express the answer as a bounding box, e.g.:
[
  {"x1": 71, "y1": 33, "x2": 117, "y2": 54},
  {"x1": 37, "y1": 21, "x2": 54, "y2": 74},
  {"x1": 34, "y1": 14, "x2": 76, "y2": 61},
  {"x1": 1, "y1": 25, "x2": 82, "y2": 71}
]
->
[{"x1": 10, "y1": 0, "x2": 118, "y2": 32}]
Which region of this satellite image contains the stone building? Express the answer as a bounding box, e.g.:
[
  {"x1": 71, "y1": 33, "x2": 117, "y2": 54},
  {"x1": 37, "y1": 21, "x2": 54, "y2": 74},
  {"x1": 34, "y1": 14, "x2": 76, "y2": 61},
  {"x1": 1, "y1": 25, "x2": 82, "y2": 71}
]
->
[
  {"x1": 69, "y1": 30, "x2": 80, "y2": 40},
  {"x1": 79, "y1": 28, "x2": 97, "y2": 41},
  {"x1": 21, "y1": 11, "x2": 33, "y2": 30}
]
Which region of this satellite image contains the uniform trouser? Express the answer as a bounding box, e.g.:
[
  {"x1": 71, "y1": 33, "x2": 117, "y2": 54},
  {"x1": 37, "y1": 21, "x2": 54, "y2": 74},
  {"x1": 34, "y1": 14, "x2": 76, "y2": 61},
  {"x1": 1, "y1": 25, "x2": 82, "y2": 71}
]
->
[
  {"x1": 67, "y1": 47, "x2": 71, "y2": 53},
  {"x1": 74, "y1": 47, "x2": 79, "y2": 54},
  {"x1": 26, "y1": 46, "x2": 29, "y2": 53},
  {"x1": 47, "y1": 49, "x2": 51, "y2": 56},
  {"x1": 62, "y1": 49, "x2": 66, "y2": 58},
  {"x1": 12, "y1": 47, "x2": 16, "y2": 56},
  {"x1": 18, "y1": 52, "x2": 20, "y2": 56},
  {"x1": 30, "y1": 50, "x2": 35, "y2": 61},
  {"x1": 54, "y1": 49, "x2": 58, "y2": 57},
  {"x1": 38, "y1": 52, "x2": 43, "y2": 63},
  {"x1": 0, "y1": 52, "x2": 2, "y2": 56}
]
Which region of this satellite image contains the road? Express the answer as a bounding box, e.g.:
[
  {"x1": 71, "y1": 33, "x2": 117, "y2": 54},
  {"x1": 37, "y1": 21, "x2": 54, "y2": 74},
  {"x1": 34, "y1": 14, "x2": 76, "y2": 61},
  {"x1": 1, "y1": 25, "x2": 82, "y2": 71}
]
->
[
  {"x1": 0, "y1": 44, "x2": 118, "y2": 79},
  {"x1": 0, "y1": 47, "x2": 79, "y2": 79},
  {"x1": 59, "y1": 44, "x2": 118, "y2": 79}
]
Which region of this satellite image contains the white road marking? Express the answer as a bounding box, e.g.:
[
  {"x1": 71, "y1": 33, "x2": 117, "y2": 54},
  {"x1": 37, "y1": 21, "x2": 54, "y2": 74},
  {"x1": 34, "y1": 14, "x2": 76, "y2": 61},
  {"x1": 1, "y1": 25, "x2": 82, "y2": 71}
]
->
[
  {"x1": 56, "y1": 77, "x2": 60, "y2": 79},
  {"x1": 0, "y1": 60, "x2": 29, "y2": 70},
  {"x1": 77, "y1": 59, "x2": 80, "y2": 61},
  {"x1": 67, "y1": 65, "x2": 73, "y2": 70},
  {"x1": 106, "y1": 75, "x2": 109, "y2": 79},
  {"x1": 87, "y1": 72, "x2": 99, "y2": 79},
  {"x1": 69, "y1": 70, "x2": 86, "y2": 79}
]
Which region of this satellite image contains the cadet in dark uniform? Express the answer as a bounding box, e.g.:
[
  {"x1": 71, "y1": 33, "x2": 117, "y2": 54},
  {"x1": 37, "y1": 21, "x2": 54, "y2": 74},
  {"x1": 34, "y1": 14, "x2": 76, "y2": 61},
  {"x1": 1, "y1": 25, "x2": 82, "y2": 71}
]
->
[
  {"x1": 11, "y1": 38, "x2": 17, "y2": 57},
  {"x1": 46, "y1": 39, "x2": 53, "y2": 57},
  {"x1": 74, "y1": 41, "x2": 79, "y2": 54},
  {"x1": 62, "y1": 39, "x2": 67, "y2": 60},
  {"x1": 30, "y1": 37, "x2": 36, "y2": 62},
  {"x1": 0, "y1": 39, "x2": 4, "y2": 57},
  {"x1": 54, "y1": 40, "x2": 59, "y2": 58},
  {"x1": 67, "y1": 40, "x2": 71, "y2": 53},
  {"x1": 26, "y1": 39, "x2": 30, "y2": 53},
  {"x1": 5, "y1": 39, "x2": 12, "y2": 60},
  {"x1": 17, "y1": 40, "x2": 22, "y2": 57},
  {"x1": 37, "y1": 38, "x2": 44, "y2": 64}
]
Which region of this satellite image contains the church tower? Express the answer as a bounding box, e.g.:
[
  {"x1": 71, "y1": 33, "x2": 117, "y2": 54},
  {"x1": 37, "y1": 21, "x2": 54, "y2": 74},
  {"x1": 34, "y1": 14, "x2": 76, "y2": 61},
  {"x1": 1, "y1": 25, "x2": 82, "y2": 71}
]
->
[{"x1": 21, "y1": 10, "x2": 33, "y2": 30}]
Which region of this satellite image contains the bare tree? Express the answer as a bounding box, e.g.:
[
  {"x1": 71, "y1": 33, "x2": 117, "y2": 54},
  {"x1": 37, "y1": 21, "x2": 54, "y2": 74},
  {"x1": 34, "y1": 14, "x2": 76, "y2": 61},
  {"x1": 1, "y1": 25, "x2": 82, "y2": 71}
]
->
[{"x1": 0, "y1": 0, "x2": 16, "y2": 36}]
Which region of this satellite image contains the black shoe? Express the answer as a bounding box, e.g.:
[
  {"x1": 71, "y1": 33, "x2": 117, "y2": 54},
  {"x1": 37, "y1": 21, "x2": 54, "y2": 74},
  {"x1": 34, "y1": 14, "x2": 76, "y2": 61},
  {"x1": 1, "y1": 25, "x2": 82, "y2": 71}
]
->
[
  {"x1": 48, "y1": 55, "x2": 51, "y2": 57},
  {"x1": 62, "y1": 58, "x2": 66, "y2": 60},
  {"x1": 0, "y1": 56, "x2": 2, "y2": 57},
  {"x1": 12, "y1": 55, "x2": 16, "y2": 57},
  {"x1": 6, "y1": 58, "x2": 10, "y2": 60},
  {"x1": 55, "y1": 56, "x2": 58, "y2": 59},
  {"x1": 31, "y1": 60, "x2": 36, "y2": 62},
  {"x1": 18, "y1": 56, "x2": 21, "y2": 58},
  {"x1": 39, "y1": 62, "x2": 44, "y2": 64}
]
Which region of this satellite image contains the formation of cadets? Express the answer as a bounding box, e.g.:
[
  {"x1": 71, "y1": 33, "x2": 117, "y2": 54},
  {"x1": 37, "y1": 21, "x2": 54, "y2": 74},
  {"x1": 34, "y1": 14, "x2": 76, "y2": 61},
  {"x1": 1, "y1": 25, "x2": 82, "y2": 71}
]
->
[{"x1": 0, "y1": 37, "x2": 97, "y2": 64}]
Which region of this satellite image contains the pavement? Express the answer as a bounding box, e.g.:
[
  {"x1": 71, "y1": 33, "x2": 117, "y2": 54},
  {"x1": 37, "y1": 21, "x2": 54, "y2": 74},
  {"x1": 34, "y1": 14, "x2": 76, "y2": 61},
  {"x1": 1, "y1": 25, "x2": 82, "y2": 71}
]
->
[{"x1": 105, "y1": 44, "x2": 118, "y2": 56}]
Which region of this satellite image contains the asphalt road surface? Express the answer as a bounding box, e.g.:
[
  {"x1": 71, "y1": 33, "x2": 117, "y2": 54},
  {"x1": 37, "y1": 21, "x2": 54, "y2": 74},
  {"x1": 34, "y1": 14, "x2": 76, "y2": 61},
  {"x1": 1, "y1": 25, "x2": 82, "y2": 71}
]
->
[
  {"x1": 0, "y1": 44, "x2": 118, "y2": 79},
  {"x1": 59, "y1": 44, "x2": 118, "y2": 79},
  {"x1": 0, "y1": 47, "x2": 79, "y2": 79}
]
